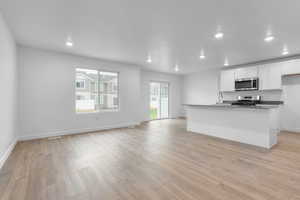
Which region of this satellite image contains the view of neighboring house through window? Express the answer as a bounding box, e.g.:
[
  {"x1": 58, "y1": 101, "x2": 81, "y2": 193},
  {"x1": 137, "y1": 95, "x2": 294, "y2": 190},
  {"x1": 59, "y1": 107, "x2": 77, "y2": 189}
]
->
[
  {"x1": 99, "y1": 71, "x2": 119, "y2": 110},
  {"x1": 76, "y1": 80, "x2": 85, "y2": 89},
  {"x1": 75, "y1": 68, "x2": 119, "y2": 113}
]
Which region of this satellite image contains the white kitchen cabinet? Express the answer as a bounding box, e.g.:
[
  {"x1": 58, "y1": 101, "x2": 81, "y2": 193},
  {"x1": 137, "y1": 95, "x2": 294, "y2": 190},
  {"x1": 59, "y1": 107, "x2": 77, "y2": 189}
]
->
[
  {"x1": 259, "y1": 63, "x2": 282, "y2": 90},
  {"x1": 281, "y1": 59, "x2": 300, "y2": 75},
  {"x1": 235, "y1": 66, "x2": 258, "y2": 79},
  {"x1": 220, "y1": 69, "x2": 235, "y2": 92}
]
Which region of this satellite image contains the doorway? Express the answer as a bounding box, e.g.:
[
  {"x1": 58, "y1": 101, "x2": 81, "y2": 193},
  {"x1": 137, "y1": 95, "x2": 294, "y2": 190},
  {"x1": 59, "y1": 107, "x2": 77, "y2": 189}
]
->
[{"x1": 150, "y1": 82, "x2": 169, "y2": 120}]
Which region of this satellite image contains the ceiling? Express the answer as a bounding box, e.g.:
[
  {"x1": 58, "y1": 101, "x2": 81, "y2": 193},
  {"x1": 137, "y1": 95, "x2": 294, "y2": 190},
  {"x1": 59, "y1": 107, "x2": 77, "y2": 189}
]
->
[{"x1": 1, "y1": 0, "x2": 300, "y2": 74}]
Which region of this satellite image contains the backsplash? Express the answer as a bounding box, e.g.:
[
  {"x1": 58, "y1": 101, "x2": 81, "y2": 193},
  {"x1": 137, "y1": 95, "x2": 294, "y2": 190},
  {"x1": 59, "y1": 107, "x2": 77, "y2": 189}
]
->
[{"x1": 222, "y1": 90, "x2": 283, "y2": 101}]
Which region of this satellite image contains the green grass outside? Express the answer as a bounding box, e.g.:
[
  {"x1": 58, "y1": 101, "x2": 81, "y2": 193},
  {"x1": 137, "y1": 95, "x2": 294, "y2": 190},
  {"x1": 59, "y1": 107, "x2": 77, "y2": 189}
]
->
[{"x1": 150, "y1": 108, "x2": 158, "y2": 120}]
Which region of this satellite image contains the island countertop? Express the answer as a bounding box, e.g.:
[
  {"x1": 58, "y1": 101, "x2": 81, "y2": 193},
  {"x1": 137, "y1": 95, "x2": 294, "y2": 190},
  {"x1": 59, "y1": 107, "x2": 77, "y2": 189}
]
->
[{"x1": 183, "y1": 103, "x2": 280, "y2": 110}]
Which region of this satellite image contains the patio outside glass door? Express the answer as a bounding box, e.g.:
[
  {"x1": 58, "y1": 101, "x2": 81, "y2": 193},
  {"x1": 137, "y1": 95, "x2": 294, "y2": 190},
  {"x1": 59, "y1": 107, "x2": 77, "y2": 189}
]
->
[{"x1": 150, "y1": 82, "x2": 169, "y2": 120}]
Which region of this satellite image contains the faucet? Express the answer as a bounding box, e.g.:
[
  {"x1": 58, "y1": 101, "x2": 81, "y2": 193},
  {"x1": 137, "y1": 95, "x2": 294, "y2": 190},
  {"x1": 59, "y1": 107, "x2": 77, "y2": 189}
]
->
[{"x1": 217, "y1": 91, "x2": 223, "y2": 104}]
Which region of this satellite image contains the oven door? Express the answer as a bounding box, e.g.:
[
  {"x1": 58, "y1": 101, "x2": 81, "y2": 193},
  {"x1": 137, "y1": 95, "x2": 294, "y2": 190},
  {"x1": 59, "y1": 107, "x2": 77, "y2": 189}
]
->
[{"x1": 235, "y1": 78, "x2": 258, "y2": 91}]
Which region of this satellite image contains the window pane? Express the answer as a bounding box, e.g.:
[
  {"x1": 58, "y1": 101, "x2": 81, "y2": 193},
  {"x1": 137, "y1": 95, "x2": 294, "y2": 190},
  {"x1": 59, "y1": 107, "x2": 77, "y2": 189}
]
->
[
  {"x1": 160, "y1": 83, "x2": 169, "y2": 119},
  {"x1": 76, "y1": 68, "x2": 99, "y2": 113},
  {"x1": 99, "y1": 71, "x2": 119, "y2": 110}
]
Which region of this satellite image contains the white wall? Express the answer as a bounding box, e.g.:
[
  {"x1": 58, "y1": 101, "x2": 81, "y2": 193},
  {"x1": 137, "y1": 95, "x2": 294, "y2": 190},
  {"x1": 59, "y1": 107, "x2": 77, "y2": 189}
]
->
[
  {"x1": 0, "y1": 13, "x2": 18, "y2": 164},
  {"x1": 281, "y1": 75, "x2": 300, "y2": 132},
  {"x1": 140, "y1": 70, "x2": 183, "y2": 121},
  {"x1": 18, "y1": 46, "x2": 142, "y2": 140},
  {"x1": 183, "y1": 69, "x2": 219, "y2": 105}
]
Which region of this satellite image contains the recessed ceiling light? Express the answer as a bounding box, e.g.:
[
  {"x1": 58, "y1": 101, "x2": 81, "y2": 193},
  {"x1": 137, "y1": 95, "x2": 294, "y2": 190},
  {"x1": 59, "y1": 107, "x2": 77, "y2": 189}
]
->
[
  {"x1": 282, "y1": 46, "x2": 289, "y2": 55},
  {"x1": 215, "y1": 32, "x2": 224, "y2": 40},
  {"x1": 264, "y1": 35, "x2": 275, "y2": 42},
  {"x1": 174, "y1": 64, "x2": 179, "y2": 72},
  {"x1": 146, "y1": 55, "x2": 152, "y2": 63},
  {"x1": 200, "y1": 50, "x2": 205, "y2": 59},
  {"x1": 282, "y1": 50, "x2": 289, "y2": 55},
  {"x1": 65, "y1": 37, "x2": 73, "y2": 47},
  {"x1": 224, "y1": 58, "x2": 229, "y2": 66}
]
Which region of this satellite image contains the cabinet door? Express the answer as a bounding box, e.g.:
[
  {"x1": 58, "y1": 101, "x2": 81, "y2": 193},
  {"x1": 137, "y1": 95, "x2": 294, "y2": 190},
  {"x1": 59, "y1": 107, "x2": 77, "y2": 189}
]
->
[
  {"x1": 235, "y1": 66, "x2": 258, "y2": 79},
  {"x1": 220, "y1": 70, "x2": 235, "y2": 92},
  {"x1": 282, "y1": 59, "x2": 300, "y2": 75},
  {"x1": 259, "y1": 63, "x2": 282, "y2": 90}
]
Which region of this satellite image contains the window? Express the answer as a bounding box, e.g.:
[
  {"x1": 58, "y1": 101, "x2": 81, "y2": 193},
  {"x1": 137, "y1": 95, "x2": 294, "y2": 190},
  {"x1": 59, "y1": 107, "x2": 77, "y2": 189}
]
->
[
  {"x1": 75, "y1": 68, "x2": 119, "y2": 113},
  {"x1": 76, "y1": 80, "x2": 85, "y2": 89},
  {"x1": 99, "y1": 71, "x2": 119, "y2": 110}
]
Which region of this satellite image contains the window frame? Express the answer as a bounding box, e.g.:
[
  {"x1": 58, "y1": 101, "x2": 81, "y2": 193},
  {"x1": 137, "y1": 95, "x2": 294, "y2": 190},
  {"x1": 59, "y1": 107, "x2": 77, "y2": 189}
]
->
[{"x1": 75, "y1": 68, "x2": 120, "y2": 114}]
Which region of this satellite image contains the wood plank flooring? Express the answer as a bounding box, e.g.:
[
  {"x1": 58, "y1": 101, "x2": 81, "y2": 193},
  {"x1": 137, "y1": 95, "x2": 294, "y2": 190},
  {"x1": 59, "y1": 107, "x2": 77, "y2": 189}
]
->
[{"x1": 1, "y1": 119, "x2": 300, "y2": 200}]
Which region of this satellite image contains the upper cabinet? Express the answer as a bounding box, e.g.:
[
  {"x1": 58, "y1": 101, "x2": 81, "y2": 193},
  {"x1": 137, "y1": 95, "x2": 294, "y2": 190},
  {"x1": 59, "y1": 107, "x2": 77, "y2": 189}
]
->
[
  {"x1": 220, "y1": 59, "x2": 300, "y2": 92},
  {"x1": 234, "y1": 66, "x2": 258, "y2": 79},
  {"x1": 259, "y1": 63, "x2": 282, "y2": 90},
  {"x1": 281, "y1": 59, "x2": 300, "y2": 75},
  {"x1": 220, "y1": 69, "x2": 235, "y2": 92}
]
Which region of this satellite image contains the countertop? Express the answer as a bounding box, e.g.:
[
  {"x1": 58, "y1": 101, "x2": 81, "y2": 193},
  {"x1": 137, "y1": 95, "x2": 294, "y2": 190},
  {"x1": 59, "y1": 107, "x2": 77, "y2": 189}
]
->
[{"x1": 183, "y1": 103, "x2": 280, "y2": 109}]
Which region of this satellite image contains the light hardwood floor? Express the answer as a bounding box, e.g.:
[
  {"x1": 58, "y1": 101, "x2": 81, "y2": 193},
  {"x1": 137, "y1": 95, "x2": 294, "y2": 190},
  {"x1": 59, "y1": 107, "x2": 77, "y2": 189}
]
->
[{"x1": 1, "y1": 119, "x2": 300, "y2": 200}]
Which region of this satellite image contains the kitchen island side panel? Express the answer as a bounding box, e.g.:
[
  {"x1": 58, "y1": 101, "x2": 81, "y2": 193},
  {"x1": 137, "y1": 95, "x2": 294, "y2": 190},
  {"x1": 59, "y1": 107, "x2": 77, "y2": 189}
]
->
[{"x1": 186, "y1": 106, "x2": 279, "y2": 148}]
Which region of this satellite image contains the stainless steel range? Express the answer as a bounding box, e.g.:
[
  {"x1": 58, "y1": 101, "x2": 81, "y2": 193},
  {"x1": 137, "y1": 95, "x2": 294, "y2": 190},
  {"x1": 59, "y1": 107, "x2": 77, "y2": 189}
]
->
[{"x1": 231, "y1": 95, "x2": 261, "y2": 106}]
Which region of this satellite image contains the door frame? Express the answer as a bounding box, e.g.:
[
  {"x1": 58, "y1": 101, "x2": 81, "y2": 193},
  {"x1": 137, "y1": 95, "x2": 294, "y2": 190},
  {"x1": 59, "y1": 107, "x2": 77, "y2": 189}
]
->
[{"x1": 149, "y1": 81, "x2": 170, "y2": 121}]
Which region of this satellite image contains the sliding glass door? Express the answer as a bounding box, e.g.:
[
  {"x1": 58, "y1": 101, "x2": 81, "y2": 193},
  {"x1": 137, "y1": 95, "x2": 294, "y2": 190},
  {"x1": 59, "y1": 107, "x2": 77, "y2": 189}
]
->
[{"x1": 150, "y1": 82, "x2": 169, "y2": 120}]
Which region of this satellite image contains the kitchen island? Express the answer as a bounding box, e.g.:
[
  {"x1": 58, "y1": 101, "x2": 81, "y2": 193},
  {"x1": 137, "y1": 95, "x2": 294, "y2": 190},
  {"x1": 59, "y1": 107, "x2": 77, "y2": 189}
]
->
[{"x1": 184, "y1": 104, "x2": 280, "y2": 149}]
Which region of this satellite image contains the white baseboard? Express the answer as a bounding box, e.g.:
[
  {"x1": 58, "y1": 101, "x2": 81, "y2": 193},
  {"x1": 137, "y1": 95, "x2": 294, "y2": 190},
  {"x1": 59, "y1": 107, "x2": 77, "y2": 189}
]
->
[
  {"x1": 0, "y1": 138, "x2": 17, "y2": 170},
  {"x1": 19, "y1": 121, "x2": 141, "y2": 141}
]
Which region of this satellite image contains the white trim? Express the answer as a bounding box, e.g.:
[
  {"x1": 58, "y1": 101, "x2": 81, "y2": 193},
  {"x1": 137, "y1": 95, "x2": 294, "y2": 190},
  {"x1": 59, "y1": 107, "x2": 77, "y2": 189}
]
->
[
  {"x1": 0, "y1": 138, "x2": 17, "y2": 170},
  {"x1": 19, "y1": 122, "x2": 141, "y2": 141}
]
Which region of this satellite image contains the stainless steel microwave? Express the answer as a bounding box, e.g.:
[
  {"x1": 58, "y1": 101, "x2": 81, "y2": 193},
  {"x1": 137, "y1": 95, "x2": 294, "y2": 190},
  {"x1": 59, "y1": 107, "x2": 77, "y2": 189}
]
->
[{"x1": 235, "y1": 78, "x2": 259, "y2": 91}]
